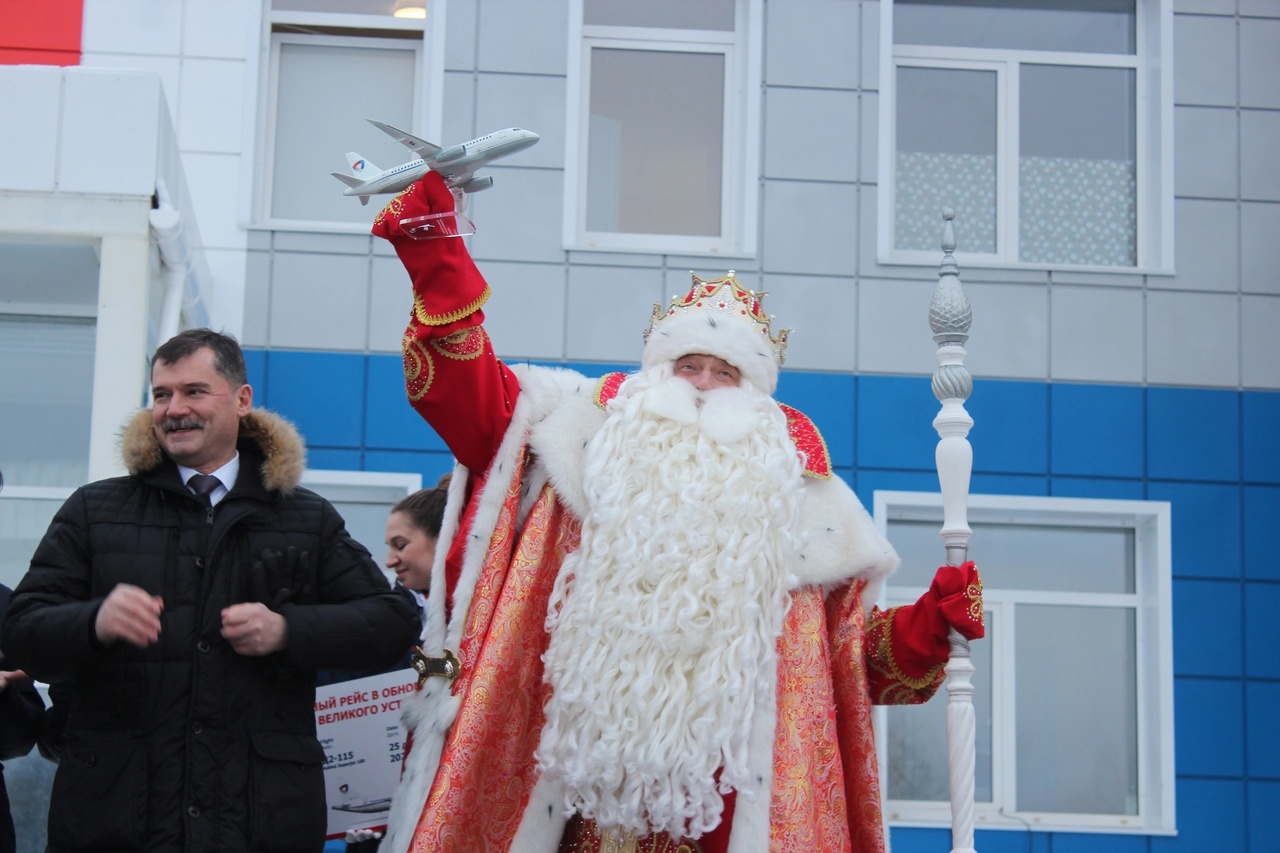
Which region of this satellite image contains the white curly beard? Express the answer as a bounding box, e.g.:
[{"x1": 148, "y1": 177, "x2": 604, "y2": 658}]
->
[{"x1": 535, "y1": 366, "x2": 805, "y2": 840}]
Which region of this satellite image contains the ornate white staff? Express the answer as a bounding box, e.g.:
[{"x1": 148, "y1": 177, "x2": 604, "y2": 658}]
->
[{"x1": 929, "y1": 209, "x2": 977, "y2": 853}]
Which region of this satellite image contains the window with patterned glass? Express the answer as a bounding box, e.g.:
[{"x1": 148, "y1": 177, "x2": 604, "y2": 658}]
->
[
  {"x1": 880, "y1": 0, "x2": 1171, "y2": 271},
  {"x1": 873, "y1": 492, "x2": 1175, "y2": 836}
]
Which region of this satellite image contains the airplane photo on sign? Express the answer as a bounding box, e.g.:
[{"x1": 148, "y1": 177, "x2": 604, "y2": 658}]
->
[{"x1": 331, "y1": 120, "x2": 540, "y2": 205}]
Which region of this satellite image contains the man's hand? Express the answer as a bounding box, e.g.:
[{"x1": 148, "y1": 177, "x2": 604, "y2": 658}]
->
[
  {"x1": 95, "y1": 583, "x2": 164, "y2": 647},
  {"x1": 0, "y1": 670, "x2": 27, "y2": 692},
  {"x1": 221, "y1": 602, "x2": 288, "y2": 656}
]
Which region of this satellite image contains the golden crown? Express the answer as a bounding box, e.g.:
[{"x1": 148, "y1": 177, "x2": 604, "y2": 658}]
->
[{"x1": 644, "y1": 272, "x2": 790, "y2": 367}]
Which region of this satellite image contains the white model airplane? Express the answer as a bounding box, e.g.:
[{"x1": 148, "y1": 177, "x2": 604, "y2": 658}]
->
[{"x1": 331, "y1": 120, "x2": 539, "y2": 205}]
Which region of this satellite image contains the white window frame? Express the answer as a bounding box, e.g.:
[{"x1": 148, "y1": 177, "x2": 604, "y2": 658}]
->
[
  {"x1": 877, "y1": 0, "x2": 1174, "y2": 273},
  {"x1": 563, "y1": 0, "x2": 762, "y2": 257},
  {"x1": 873, "y1": 491, "x2": 1175, "y2": 836},
  {"x1": 246, "y1": 5, "x2": 446, "y2": 233}
]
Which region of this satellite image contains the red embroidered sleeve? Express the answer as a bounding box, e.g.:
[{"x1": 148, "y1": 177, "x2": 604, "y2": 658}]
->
[
  {"x1": 373, "y1": 174, "x2": 522, "y2": 474},
  {"x1": 864, "y1": 562, "x2": 985, "y2": 704}
]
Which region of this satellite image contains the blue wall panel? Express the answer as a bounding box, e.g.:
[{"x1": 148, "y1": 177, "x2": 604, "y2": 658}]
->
[
  {"x1": 364, "y1": 353, "x2": 448, "y2": 452},
  {"x1": 969, "y1": 379, "x2": 1048, "y2": 474},
  {"x1": 1245, "y1": 680, "x2": 1280, "y2": 778},
  {"x1": 1248, "y1": 780, "x2": 1280, "y2": 851},
  {"x1": 1243, "y1": 486, "x2": 1280, "y2": 582},
  {"x1": 1151, "y1": 779, "x2": 1245, "y2": 852},
  {"x1": 855, "y1": 375, "x2": 937, "y2": 471},
  {"x1": 365, "y1": 449, "x2": 454, "y2": 488},
  {"x1": 1242, "y1": 392, "x2": 1280, "y2": 485},
  {"x1": 1147, "y1": 388, "x2": 1240, "y2": 483},
  {"x1": 1147, "y1": 481, "x2": 1242, "y2": 580},
  {"x1": 1051, "y1": 476, "x2": 1146, "y2": 499},
  {"x1": 1172, "y1": 579, "x2": 1243, "y2": 678},
  {"x1": 1051, "y1": 383, "x2": 1145, "y2": 478},
  {"x1": 775, "y1": 371, "x2": 856, "y2": 468},
  {"x1": 264, "y1": 351, "x2": 365, "y2": 448},
  {"x1": 1244, "y1": 581, "x2": 1280, "y2": 679},
  {"x1": 1173, "y1": 677, "x2": 1244, "y2": 777}
]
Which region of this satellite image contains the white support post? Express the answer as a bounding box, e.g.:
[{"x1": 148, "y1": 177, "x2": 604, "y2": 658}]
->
[{"x1": 929, "y1": 210, "x2": 977, "y2": 853}]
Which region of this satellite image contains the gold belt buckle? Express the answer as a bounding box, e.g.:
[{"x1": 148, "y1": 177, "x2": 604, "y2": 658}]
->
[{"x1": 411, "y1": 646, "x2": 461, "y2": 687}]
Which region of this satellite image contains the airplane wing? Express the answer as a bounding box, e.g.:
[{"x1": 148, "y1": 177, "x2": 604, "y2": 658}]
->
[{"x1": 367, "y1": 119, "x2": 442, "y2": 159}]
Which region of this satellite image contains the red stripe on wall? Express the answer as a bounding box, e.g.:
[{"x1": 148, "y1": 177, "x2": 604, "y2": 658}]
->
[{"x1": 0, "y1": 0, "x2": 84, "y2": 66}]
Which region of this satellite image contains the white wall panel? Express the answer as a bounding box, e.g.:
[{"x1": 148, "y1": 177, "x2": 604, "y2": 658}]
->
[
  {"x1": 484, "y1": 260, "x2": 571, "y2": 362},
  {"x1": 268, "y1": 251, "x2": 369, "y2": 351},
  {"x1": 961, "y1": 281, "x2": 1049, "y2": 380},
  {"x1": 59, "y1": 70, "x2": 162, "y2": 195},
  {"x1": 764, "y1": 88, "x2": 859, "y2": 182},
  {"x1": 178, "y1": 59, "x2": 246, "y2": 154},
  {"x1": 764, "y1": 0, "x2": 859, "y2": 89},
  {"x1": 181, "y1": 152, "x2": 246, "y2": 251},
  {"x1": 1240, "y1": 19, "x2": 1280, "y2": 109},
  {"x1": 1174, "y1": 106, "x2": 1238, "y2": 200},
  {"x1": 763, "y1": 274, "x2": 858, "y2": 373},
  {"x1": 368, "y1": 254, "x2": 413, "y2": 355},
  {"x1": 1146, "y1": 290, "x2": 1239, "y2": 387},
  {"x1": 762, "y1": 179, "x2": 859, "y2": 275},
  {"x1": 476, "y1": 0, "x2": 569, "y2": 75},
  {"x1": 1050, "y1": 285, "x2": 1144, "y2": 384},
  {"x1": 82, "y1": 0, "x2": 183, "y2": 57},
  {"x1": 0, "y1": 67, "x2": 61, "y2": 192},
  {"x1": 565, "y1": 264, "x2": 665, "y2": 364},
  {"x1": 442, "y1": 71, "x2": 478, "y2": 148},
  {"x1": 856, "y1": 277, "x2": 937, "y2": 376},
  {"x1": 1173, "y1": 15, "x2": 1237, "y2": 107},
  {"x1": 1240, "y1": 109, "x2": 1280, "y2": 201},
  {"x1": 1241, "y1": 202, "x2": 1280, "y2": 295},
  {"x1": 1172, "y1": 199, "x2": 1239, "y2": 292},
  {"x1": 241, "y1": 249, "x2": 271, "y2": 346},
  {"x1": 80, "y1": 52, "x2": 182, "y2": 122},
  {"x1": 182, "y1": 0, "x2": 254, "y2": 60},
  {"x1": 475, "y1": 73, "x2": 566, "y2": 170},
  {"x1": 445, "y1": 0, "x2": 479, "y2": 71},
  {"x1": 469, "y1": 167, "x2": 566, "y2": 263},
  {"x1": 1241, "y1": 294, "x2": 1280, "y2": 388}
]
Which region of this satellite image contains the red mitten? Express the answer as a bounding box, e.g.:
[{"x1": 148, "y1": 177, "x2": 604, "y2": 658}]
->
[
  {"x1": 930, "y1": 560, "x2": 985, "y2": 641},
  {"x1": 372, "y1": 172, "x2": 490, "y2": 330},
  {"x1": 872, "y1": 561, "x2": 985, "y2": 683}
]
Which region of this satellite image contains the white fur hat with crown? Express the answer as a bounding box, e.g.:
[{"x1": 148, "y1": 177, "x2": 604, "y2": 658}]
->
[{"x1": 642, "y1": 272, "x2": 790, "y2": 394}]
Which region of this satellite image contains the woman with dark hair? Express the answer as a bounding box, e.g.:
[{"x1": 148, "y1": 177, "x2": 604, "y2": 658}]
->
[{"x1": 383, "y1": 474, "x2": 450, "y2": 602}]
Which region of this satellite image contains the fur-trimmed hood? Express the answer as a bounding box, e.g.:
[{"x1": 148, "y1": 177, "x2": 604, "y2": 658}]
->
[{"x1": 119, "y1": 408, "x2": 307, "y2": 494}]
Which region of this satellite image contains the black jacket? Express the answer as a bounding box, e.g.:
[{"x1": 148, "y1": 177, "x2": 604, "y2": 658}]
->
[
  {"x1": 3, "y1": 409, "x2": 419, "y2": 853},
  {"x1": 0, "y1": 583, "x2": 45, "y2": 853}
]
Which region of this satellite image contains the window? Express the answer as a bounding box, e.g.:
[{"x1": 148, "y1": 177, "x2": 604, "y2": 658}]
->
[
  {"x1": 874, "y1": 492, "x2": 1175, "y2": 836},
  {"x1": 565, "y1": 0, "x2": 762, "y2": 256},
  {"x1": 879, "y1": 0, "x2": 1172, "y2": 271},
  {"x1": 255, "y1": 1, "x2": 444, "y2": 229}
]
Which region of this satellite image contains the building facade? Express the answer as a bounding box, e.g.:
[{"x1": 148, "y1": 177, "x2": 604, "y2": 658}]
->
[{"x1": 0, "y1": 1, "x2": 1276, "y2": 851}]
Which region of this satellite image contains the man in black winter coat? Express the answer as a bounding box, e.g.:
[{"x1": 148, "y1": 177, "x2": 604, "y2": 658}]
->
[{"x1": 3, "y1": 329, "x2": 419, "y2": 853}]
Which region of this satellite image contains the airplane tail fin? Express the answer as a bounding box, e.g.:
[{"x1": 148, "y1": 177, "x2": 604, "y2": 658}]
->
[{"x1": 346, "y1": 152, "x2": 379, "y2": 176}]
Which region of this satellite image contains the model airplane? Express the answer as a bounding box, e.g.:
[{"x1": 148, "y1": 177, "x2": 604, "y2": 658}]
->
[
  {"x1": 331, "y1": 798, "x2": 392, "y2": 814},
  {"x1": 331, "y1": 120, "x2": 539, "y2": 205}
]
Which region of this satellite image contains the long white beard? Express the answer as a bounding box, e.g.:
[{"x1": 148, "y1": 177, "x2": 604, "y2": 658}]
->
[{"x1": 535, "y1": 368, "x2": 805, "y2": 840}]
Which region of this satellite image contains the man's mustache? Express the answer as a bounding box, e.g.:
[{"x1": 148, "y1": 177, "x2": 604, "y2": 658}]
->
[{"x1": 162, "y1": 418, "x2": 204, "y2": 433}]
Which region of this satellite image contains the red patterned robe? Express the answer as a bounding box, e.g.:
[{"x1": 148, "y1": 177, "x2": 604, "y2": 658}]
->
[{"x1": 373, "y1": 179, "x2": 978, "y2": 853}]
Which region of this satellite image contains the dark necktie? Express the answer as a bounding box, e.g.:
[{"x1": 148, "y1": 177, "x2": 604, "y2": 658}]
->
[{"x1": 187, "y1": 474, "x2": 221, "y2": 505}]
